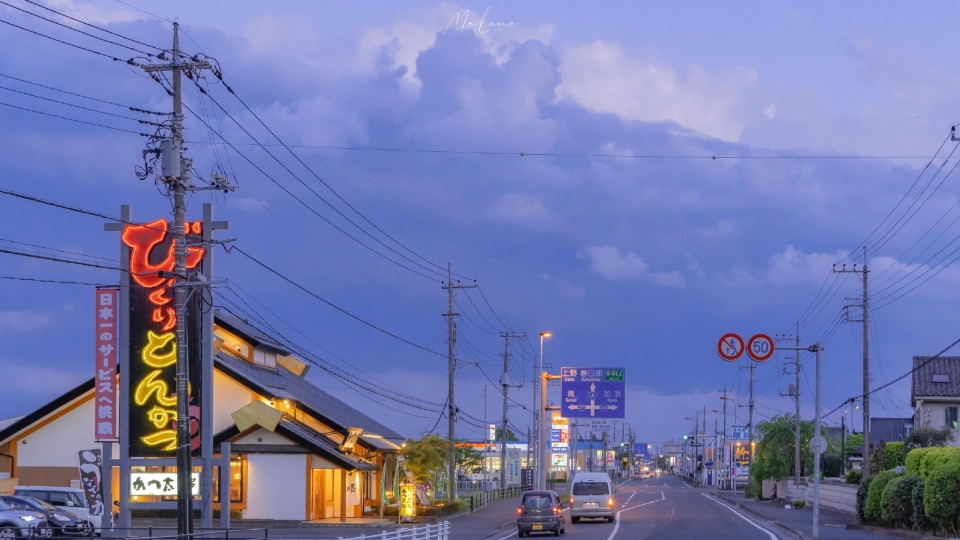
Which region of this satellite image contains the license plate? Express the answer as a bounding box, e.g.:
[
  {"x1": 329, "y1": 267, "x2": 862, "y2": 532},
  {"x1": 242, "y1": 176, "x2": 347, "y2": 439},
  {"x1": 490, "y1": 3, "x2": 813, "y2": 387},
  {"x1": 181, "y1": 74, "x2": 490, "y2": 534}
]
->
[
  {"x1": 532, "y1": 524, "x2": 543, "y2": 531},
  {"x1": 586, "y1": 502, "x2": 598, "y2": 508}
]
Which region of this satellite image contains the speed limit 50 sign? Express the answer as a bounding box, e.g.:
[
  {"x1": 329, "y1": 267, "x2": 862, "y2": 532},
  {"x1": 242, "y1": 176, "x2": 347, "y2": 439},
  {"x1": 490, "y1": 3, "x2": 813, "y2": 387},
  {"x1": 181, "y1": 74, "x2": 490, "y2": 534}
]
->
[{"x1": 746, "y1": 334, "x2": 775, "y2": 362}]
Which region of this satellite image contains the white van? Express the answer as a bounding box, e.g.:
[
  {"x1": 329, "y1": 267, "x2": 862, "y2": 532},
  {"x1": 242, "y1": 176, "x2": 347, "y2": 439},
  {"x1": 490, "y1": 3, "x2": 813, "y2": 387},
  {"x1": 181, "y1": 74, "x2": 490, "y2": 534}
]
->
[
  {"x1": 568, "y1": 472, "x2": 616, "y2": 523},
  {"x1": 14, "y1": 486, "x2": 101, "y2": 534}
]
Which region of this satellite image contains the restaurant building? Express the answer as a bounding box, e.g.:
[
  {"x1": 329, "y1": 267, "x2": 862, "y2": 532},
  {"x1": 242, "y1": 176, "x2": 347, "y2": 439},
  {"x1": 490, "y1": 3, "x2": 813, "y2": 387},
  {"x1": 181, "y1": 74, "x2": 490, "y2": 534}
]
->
[{"x1": 0, "y1": 310, "x2": 405, "y2": 521}]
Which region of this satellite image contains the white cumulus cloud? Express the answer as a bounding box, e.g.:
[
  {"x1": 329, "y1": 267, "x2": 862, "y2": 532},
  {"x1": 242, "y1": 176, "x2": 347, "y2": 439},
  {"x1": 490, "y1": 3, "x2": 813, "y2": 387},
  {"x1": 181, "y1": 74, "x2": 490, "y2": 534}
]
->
[
  {"x1": 578, "y1": 245, "x2": 684, "y2": 288},
  {"x1": 766, "y1": 245, "x2": 849, "y2": 285}
]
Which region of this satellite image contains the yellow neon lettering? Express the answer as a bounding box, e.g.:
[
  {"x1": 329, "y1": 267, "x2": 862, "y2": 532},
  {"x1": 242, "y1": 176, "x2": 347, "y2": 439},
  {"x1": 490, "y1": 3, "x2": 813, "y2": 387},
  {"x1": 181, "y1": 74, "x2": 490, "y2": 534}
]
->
[
  {"x1": 146, "y1": 406, "x2": 177, "y2": 429},
  {"x1": 141, "y1": 430, "x2": 177, "y2": 451},
  {"x1": 134, "y1": 370, "x2": 177, "y2": 407},
  {"x1": 142, "y1": 331, "x2": 176, "y2": 367}
]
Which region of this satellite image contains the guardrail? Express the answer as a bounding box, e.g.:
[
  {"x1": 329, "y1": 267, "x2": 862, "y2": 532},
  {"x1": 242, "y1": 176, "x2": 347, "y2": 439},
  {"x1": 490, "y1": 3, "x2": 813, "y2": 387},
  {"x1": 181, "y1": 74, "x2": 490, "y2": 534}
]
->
[
  {"x1": 100, "y1": 527, "x2": 268, "y2": 540},
  {"x1": 461, "y1": 484, "x2": 534, "y2": 512},
  {"x1": 341, "y1": 522, "x2": 449, "y2": 540}
]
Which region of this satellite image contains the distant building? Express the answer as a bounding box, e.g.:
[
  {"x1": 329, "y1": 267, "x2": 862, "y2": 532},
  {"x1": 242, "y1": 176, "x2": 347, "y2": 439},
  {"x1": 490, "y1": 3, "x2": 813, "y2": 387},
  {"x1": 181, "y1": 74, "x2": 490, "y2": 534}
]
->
[
  {"x1": 869, "y1": 418, "x2": 913, "y2": 444},
  {"x1": 911, "y1": 356, "x2": 960, "y2": 448}
]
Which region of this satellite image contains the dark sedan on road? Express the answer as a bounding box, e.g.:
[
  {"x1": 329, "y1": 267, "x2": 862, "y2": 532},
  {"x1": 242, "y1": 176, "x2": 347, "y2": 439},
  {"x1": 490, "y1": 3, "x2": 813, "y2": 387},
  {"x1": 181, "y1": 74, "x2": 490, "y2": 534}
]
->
[
  {"x1": 0, "y1": 497, "x2": 89, "y2": 537},
  {"x1": 516, "y1": 490, "x2": 565, "y2": 537}
]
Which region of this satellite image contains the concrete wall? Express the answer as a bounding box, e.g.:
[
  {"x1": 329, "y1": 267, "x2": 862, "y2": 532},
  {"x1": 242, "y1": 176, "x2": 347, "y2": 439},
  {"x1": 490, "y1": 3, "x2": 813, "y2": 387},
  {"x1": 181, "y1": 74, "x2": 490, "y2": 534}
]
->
[
  {"x1": 18, "y1": 399, "x2": 94, "y2": 468},
  {"x1": 782, "y1": 478, "x2": 857, "y2": 515},
  {"x1": 244, "y1": 454, "x2": 306, "y2": 520},
  {"x1": 916, "y1": 401, "x2": 960, "y2": 448},
  {"x1": 213, "y1": 371, "x2": 254, "y2": 433}
]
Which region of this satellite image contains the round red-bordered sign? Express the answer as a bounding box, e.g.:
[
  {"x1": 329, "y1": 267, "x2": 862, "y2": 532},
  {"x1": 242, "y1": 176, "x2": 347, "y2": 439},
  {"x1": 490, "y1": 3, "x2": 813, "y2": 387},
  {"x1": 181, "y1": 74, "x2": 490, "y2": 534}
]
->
[
  {"x1": 717, "y1": 333, "x2": 745, "y2": 362},
  {"x1": 747, "y1": 333, "x2": 775, "y2": 362}
]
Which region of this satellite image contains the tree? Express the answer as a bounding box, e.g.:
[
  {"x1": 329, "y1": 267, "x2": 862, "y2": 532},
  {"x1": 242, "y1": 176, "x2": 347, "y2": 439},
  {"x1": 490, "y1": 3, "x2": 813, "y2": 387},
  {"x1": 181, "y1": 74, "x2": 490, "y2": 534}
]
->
[
  {"x1": 400, "y1": 434, "x2": 447, "y2": 484},
  {"x1": 751, "y1": 414, "x2": 828, "y2": 482},
  {"x1": 494, "y1": 428, "x2": 519, "y2": 441},
  {"x1": 456, "y1": 443, "x2": 484, "y2": 475},
  {"x1": 904, "y1": 426, "x2": 954, "y2": 453}
]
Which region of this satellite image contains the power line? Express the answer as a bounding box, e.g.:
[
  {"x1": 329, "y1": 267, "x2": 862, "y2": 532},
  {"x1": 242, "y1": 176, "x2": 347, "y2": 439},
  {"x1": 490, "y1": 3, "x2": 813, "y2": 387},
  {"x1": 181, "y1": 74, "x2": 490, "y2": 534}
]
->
[
  {"x1": 0, "y1": 15, "x2": 145, "y2": 64},
  {"x1": 0, "y1": 71, "x2": 167, "y2": 115},
  {"x1": 0, "y1": 84, "x2": 163, "y2": 125},
  {"x1": 0, "y1": 100, "x2": 152, "y2": 135},
  {"x1": 0, "y1": 275, "x2": 106, "y2": 285},
  {"x1": 18, "y1": 0, "x2": 165, "y2": 52}
]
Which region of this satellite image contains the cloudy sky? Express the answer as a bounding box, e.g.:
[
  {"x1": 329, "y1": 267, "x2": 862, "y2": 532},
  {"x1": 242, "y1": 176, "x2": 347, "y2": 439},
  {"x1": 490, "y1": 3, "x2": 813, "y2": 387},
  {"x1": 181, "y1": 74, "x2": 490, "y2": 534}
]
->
[{"x1": 3, "y1": 0, "x2": 960, "y2": 446}]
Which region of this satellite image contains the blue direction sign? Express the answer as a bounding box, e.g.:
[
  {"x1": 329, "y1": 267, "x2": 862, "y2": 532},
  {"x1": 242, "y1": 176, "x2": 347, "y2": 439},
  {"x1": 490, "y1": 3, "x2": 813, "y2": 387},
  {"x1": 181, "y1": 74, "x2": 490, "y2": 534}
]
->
[
  {"x1": 633, "y1": 442, "x2": 649, "y2": 458},
  {"x1": 560, "y1": 367, "x2": 625, "y2": 418}
]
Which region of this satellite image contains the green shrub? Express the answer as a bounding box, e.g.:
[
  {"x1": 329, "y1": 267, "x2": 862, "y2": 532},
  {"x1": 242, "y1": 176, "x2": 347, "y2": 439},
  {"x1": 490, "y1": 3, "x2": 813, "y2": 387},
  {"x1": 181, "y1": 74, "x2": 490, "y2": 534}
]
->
[
  {"x1": 793, "y1": 500, "x2": 805, "y2": 509},
  {"x1": 884, "y1": 442, "x2": 905, "y2": 470},
  {"x1": 865, "y1": 470, "x2": 899, "y2": 524},
  {"x1": 906, "y1": 447, "x2": 937, "y2": 476},
  {"x1": 881, "y1": 474, "x2": 920, "y2": 528},
  {"x1": 911, "y1": 478, "x2": 929, "y2": 532},
  {"x1": 923, "y1": 463, "x2": 960, "y2": 535},
  {"x1": 845, "y1": 469, "x2": 863, "y2": 484},
  {"x1": 919, "y1": 447, "x2": 960, "y2": 482},
  {"x1": 745, "y1": 476, "x2": 760, "y2": 500},
  {"x1": 856, "y1": 476, "x2": 873, "y2": 524}
]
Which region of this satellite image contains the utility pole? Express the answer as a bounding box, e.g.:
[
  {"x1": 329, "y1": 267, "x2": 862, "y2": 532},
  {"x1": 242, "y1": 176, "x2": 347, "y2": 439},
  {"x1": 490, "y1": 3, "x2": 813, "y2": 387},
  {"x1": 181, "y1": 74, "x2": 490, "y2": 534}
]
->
[
  {"x1": 141, "y1": 24, "x2": 213, "y2": 539},
  {"x1": 748, "y1": 362, "x2": 755, "y2": 464},
  {"x1": 499, "y1": 331, "x2": 524, "y2": 490},
  {"x1": 442, "y1": 265, "x2": 476, "y2": 502},
  {"x1": 721, "y1": 386, "x2": 728, "y2": 487},
  {"x1": 483, "y1": 385, "x2": 488, "y2": 507},
  {"x1": 795, "y1": 327, "x2": 802, "y2": 483},
  {"x1": 833, "y1": 248, "x2": 870, "y2": 479}
]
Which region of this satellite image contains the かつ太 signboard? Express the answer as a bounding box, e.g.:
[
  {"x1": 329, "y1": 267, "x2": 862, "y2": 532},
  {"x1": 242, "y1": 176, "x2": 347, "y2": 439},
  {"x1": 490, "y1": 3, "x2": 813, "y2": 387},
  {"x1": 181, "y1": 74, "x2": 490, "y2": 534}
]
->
[
  {"x1": 560, "y1": 368, "x2": 625, "y2": 419},
  {"x1": 123, "y1": 218, "x2": 205, "y2": 458}
]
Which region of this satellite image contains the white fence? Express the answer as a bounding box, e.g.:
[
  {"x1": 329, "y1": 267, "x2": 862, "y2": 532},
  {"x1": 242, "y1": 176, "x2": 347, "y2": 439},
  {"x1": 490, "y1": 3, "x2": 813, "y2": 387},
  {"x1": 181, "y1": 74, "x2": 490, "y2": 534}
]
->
[{"x1": 337, "y1": 521, "x2": 450, "y2": 540}]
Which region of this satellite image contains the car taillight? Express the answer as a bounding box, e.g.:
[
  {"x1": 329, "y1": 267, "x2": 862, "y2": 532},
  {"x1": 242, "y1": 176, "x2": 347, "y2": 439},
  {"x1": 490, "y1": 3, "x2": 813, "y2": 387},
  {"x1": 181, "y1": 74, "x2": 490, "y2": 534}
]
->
[
  {"x1": 552, "y1": 506, "x2": 559, "y2": 515},
  {"x1": 569, "y1": 496, "x2": 574, "y2": 505},
  {"x1": 517, "y1": 507, "x2": 522, "y2": 515},
  {"x1": 607, "y1": 497, "x2": 614, "y2": 507}
]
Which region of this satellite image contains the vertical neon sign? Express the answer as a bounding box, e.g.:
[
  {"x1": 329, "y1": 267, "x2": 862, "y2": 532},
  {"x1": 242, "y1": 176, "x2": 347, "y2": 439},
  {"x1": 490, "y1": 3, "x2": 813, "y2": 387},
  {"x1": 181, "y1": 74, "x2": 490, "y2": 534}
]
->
[{"x1": 122, "y1": 219, "x2": 205, "y2": 457}]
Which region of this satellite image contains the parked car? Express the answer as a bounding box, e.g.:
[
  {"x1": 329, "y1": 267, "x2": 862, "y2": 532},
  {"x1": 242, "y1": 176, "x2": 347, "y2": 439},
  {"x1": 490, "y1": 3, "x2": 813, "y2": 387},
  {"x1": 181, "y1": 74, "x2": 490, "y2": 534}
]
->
[
  {"x1": 1, "y1": 496, "x2": 90, "y2": 537},
  {"x1": 516, "y1": 490, "x2": 564, "y2": 537},
  {"x1": 13, "y1": 487, "x2": 101, "y2": 534},
  {"x1": 568, "y1": 472, "x2": 615, "y2": 523},
  {"x1": 0, "y1": 497, "x2": 49, "y2": 538}
]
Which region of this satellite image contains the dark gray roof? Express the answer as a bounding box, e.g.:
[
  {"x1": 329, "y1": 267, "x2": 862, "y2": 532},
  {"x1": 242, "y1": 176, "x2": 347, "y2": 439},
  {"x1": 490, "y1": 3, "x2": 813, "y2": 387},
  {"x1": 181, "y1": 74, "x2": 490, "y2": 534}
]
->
[
  {"x1": 870, "y1": 417, "x2": 913, "y2": 443},
  {"x1": 912, "y1": 356, "x2": 960, "y2": 401},
  {"x1": 215, "y1": 351, "x2": 404, "y2": 443},
  {"x1": 278, "y1": 416, "x2": 378, "y2": 471},
  {"x1": 215, "y1": 309, "x2": 291, "y2": 356}
]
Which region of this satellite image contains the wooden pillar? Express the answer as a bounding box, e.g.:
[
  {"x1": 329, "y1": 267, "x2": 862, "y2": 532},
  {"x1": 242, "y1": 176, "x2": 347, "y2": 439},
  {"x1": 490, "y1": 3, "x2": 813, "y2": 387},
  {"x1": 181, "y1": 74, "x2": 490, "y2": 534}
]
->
[{"x1": 340, "y1": 469, "x2": 347, "y2": 522}]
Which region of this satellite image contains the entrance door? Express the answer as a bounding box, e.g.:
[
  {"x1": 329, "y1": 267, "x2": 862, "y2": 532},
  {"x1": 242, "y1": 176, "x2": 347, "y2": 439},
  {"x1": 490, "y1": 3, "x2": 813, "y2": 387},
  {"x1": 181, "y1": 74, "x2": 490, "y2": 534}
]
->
[{"x1": 311, "y1": 469, "x2": 324, "y2": 520}]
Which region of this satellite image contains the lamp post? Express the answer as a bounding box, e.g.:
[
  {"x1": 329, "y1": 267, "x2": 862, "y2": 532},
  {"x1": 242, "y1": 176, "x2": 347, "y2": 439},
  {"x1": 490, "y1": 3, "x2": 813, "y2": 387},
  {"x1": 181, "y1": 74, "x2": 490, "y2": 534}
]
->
[{"x1": 537, "y1": 331, "x2": 551, "y2": 489}]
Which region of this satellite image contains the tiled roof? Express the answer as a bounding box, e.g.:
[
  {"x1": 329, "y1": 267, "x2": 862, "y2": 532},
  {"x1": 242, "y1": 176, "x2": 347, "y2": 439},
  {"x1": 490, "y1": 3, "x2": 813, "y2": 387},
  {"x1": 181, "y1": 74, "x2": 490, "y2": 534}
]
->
[
  {"x1": 215, "y1": 309, "x2": 291, "y2": 356},
  {"x1": 870, "y1": 417, "x2": 913, "y2": 443},
  {"x1": 912, "y1": 356, "x2": 960, "y2": 401},
  {"x1": 277, "y1": 416, "x2": 378, "y2": 471},
  {"x1": 215, "y1": 351, "x2": 404, "y2": 443}
]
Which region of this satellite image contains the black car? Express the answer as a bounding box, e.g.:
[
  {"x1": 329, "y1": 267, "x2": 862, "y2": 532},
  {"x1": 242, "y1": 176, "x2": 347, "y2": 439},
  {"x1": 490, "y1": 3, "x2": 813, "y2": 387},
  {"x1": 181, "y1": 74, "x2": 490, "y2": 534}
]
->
[
  {"x1": 0, "y1": 496, "x2": 89, "y2": 537},
  {"x1": 516, "y1": 490, "x2": 565, "y2": 537}
]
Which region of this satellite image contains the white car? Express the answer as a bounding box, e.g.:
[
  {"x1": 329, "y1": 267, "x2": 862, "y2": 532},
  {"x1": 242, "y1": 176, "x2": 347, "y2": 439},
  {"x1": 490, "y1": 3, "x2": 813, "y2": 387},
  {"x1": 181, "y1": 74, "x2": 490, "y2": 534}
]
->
[{"x1": 14, "y1": 487, "x2": 102, "y2": 534}]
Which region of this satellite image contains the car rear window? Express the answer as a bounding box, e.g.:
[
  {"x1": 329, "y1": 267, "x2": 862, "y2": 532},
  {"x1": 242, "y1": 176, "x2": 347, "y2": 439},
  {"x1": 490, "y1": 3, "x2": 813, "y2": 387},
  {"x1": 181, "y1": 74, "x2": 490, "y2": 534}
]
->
[
  {"x1": 48, "y1": 492, "x2": 85, "y2": 508},
  {"x1": 572, "y1": 482, "x2": 609, "y2": 495},
  {"x1": 521, "y1": 494, "x2": 554, "y2": 509},
  {"x1": 15, "y1": 490, "x2": 47, "y2": 502}
]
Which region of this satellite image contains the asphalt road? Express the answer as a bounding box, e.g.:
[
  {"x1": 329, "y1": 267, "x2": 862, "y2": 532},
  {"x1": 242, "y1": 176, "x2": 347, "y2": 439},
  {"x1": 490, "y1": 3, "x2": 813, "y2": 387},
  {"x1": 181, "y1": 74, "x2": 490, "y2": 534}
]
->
[{"x1": 455, "y1": 474, "x2": 782, "y2": 540}]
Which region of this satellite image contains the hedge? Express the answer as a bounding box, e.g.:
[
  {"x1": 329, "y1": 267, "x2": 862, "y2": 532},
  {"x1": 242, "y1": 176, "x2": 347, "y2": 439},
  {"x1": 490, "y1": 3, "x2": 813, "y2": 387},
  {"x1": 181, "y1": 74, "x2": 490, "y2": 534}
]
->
[
  {"x1": 865, "y1": 470, "x2": 899, "y2": 524},
  {"x1": 883, "y1": 442, "x2": 905, "y2": 470},
  {"x1": 911, "y1": 479, "x2": 929, "y2": 532},
  {"x1": 905, "y1": 447, "x2": 937, "y2": 476},
  {"x1": 919, "y1": 447, "x2": 960, "y2": 482},
  {"x1": 881, "y1": 474, "x2": 919, "y2": 528},
  {"x1": 923, "y1": 463, "x2": 960, "y2": 535},
  {"x1": 856, "y1": 477, "x2": 873, "y2": 524},
  {"x1": 845, "y1": 469, "x2": 862, "y2": 484}
]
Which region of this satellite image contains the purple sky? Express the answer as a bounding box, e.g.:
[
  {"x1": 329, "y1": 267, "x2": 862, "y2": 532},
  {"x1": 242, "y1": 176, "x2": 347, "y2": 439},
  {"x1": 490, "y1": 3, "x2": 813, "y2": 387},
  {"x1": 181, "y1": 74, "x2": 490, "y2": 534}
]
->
[{"x1": 3, "y1": 1, "x2": 960, "y2": 444}]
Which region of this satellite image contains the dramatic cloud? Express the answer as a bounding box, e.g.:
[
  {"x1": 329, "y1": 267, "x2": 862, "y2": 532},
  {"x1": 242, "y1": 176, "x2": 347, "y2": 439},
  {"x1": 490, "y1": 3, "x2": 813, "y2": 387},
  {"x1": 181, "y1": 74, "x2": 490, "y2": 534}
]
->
[
  {"x1": 766, "y1": 245, "x2": 850, "y2": 285},
  {"x1": 0, "y1": 310, "x2": 50, "y2": 331}
]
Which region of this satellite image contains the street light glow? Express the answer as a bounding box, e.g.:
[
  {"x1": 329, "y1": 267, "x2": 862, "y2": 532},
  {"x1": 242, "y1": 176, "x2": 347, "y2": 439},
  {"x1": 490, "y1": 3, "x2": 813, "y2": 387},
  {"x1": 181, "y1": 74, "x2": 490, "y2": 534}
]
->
[{"x1": 540, "y1": 331, "x2": 552, "y2": 338}]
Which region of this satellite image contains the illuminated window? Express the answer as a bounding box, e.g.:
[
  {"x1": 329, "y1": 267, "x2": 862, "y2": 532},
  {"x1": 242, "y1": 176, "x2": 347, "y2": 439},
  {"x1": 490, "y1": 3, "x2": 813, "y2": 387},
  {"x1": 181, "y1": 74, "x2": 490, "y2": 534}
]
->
[
  {"x1": 253, "y1": 349, "x2": 277, "y2": 368},
  {"x1": 213, "y1": 456, "x2": 244, "y2": 503},
  {"x1": 215, "y1": 328, "x2": 252, "y2": 362}
]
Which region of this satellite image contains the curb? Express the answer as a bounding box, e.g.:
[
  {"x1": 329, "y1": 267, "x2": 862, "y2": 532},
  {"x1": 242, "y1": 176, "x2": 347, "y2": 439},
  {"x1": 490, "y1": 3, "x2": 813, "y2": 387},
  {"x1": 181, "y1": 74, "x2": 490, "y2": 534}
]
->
[{"x1": 713, "y1": 493, "x2": 807, "y2": 540}]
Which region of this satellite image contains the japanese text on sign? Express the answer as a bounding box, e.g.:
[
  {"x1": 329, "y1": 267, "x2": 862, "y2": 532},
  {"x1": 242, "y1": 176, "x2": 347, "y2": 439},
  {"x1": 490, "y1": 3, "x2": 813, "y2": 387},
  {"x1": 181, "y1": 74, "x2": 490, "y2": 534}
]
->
[
  {"x1": 560, "y1": 367, "x2": 626, "y2": 419},
  {"x1": 94, "y1": 288, "x2": 118, "y2": 442},
  {"x1": 130, "y1": 472, "x2": 200, "y2": 497}
]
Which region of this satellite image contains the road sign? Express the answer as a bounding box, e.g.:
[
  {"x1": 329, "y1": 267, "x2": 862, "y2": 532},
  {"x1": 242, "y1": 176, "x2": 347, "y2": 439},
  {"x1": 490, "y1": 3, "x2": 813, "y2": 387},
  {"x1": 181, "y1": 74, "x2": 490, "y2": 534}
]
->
[
  {"x1": 717, "y1": 333, "x2": 745, "y2": 361},
  {"x1": 633, "y1": 442, "x2": 649, "y2": 458},
  {"x1": 809, "y1": 435, "x2": 828, "y2": 455},
  {"x1": 560, "y1": 367, "x2": 625, "y2": 418},
  {"x1": 730, "y1": 426, "x2": 749, "y2": 441},
  {"x1": 747, "y1": 333, "x2": 775, "y2": 362}
]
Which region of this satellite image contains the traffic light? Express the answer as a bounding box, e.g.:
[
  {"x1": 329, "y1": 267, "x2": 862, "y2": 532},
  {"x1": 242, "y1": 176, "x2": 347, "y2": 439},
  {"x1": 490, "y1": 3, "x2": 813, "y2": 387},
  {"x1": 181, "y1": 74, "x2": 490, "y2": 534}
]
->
[{"x1": 683, "y1": 435, "x2": 689, "y2": 440}]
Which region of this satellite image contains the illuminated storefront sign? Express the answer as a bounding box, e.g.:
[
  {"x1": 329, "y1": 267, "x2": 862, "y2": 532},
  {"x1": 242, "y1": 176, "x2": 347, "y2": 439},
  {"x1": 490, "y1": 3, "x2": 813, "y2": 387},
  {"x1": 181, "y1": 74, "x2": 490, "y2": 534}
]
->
[
  {"x1": 94, "y1": 288, "x2": 118, "y2": 442},
  {"x1": 130, "y1": 472, "x2": 200, "y2": 497},
  {"x1": 399, "y1": 481, "x2": 416, "y2": 518},
  {"x1": 122, "y1": 218, "x2": 205, "y2": 458}
]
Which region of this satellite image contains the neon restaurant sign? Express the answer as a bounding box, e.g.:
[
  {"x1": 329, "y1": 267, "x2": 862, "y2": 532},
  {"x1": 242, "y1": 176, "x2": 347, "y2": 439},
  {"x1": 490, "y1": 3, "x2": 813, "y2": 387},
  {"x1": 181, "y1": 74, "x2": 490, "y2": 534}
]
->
[{"x1": 122, "y1": 219, "x2": 205, "y2": 458}]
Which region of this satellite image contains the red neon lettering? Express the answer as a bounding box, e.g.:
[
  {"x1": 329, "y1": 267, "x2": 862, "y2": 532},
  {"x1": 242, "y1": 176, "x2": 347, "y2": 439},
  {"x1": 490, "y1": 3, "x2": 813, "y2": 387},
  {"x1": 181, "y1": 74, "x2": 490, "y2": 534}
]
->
[
  {"x1": 148, "y1": 288, "x2": 172, "y2": 306},
  {"x1": 122, "y1": 219, "x2": 205, "y2": 288},
  {"x1": 151, "y1": 307, "x2": 176, "y2": 331}
]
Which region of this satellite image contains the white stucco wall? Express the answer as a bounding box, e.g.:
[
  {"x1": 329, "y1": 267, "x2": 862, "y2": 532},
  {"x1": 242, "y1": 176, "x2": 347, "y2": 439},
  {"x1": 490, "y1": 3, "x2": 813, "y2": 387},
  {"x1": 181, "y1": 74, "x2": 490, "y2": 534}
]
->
[
  {"x1": 236, "y1": 428, "x2": 292, "y2": 446},
  {"x1": 213, "y1": 371, "x2": 254, "y2": 434},
  {"x1": 917, "y1": 401, "x2": 960, "y2": 447},
  {"x1": 18, "y1": 396, "x2": 95, "y2": 467},
  {"x1": 244, "y1": 454, "x2": 306, "y2": 520}
]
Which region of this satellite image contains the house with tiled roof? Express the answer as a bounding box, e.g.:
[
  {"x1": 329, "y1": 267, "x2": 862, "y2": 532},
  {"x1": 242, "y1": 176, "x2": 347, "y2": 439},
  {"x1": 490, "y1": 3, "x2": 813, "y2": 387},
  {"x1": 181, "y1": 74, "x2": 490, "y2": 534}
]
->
[
  {"x1": 0, "y1": 309, "x2": 405, "y2": 521},
  {"x1": 911, "y1": 356, "x2": 960, "y2": 447}
]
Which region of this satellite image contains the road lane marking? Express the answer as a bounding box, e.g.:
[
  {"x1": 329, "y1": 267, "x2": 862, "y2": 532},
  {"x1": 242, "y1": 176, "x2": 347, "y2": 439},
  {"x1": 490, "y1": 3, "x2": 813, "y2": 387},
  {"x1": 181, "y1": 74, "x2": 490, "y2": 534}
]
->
[
  {"x1": 492, "y1": 532, "x2": 518, "y2": 540},
  {"x1": 701, "y1": 494, "x2": 778, "y2": 540},
  {"x1": 607, "y1": 490, "x2": 665, "y2": 540}
]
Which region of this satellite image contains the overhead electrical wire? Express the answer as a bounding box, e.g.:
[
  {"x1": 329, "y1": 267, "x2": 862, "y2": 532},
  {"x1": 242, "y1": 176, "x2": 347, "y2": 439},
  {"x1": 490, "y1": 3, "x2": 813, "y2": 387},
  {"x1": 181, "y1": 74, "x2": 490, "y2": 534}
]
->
[
  {"x1": 0, "y1": 100, "x2": 152, "y2": 135},
  {"x1": 0, "y1": 84, "x2": 163, "y2": 125},
  {"x1": 0, "y1": 71, "x2": 168, "y2": 115},
  {"x1": 17, "y1": 0, "x2": 166, "y2": 52}
]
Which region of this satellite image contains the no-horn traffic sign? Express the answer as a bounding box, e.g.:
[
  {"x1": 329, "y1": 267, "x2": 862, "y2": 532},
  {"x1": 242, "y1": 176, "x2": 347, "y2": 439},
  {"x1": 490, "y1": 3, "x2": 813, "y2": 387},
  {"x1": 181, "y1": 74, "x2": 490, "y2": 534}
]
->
[
  {"x1": 717, "y1": 333, "x2": 744, "y2": 361},
  {"x1": 747, "y1": 333, "x2": 775, "y2": 362}
]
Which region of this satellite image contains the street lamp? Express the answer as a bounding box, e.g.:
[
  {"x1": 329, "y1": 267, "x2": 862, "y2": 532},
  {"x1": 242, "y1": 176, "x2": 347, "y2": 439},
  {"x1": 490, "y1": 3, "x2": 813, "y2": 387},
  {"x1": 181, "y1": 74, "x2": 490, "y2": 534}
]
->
[{"x1": 537, "y1": 331, "x2": 551, "y2": 490}]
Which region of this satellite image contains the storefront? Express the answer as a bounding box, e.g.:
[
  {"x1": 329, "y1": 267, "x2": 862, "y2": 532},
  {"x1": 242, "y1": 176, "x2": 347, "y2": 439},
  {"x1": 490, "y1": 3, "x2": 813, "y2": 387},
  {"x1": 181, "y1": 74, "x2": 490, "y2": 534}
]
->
[{"x1": 0, "y1": 310, "x2": 404, "y2": 522}]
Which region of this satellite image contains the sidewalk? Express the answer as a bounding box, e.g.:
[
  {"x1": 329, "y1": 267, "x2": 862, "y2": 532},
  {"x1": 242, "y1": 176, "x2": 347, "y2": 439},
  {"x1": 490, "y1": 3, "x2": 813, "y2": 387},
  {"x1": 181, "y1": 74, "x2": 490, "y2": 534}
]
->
[
  {"x1": 714, "y1": 491, "x2": 932, "y2": 540},
  {"x1": 447, "y1": 496, "x2": 525, "y2": 540}
]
